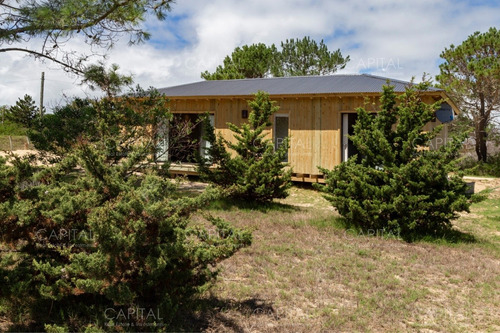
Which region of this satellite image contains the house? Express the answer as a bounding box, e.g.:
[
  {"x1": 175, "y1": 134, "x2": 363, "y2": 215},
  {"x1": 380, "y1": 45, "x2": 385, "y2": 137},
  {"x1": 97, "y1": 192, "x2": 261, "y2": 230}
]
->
[{"x1": 157, "y1": 74, "x2": 458, "y2": 182}]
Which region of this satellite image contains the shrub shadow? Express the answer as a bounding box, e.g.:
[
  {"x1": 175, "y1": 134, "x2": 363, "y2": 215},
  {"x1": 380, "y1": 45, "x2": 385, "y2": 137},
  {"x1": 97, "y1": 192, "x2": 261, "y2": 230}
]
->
[
  {"x1": 406, "y1": 227, "x2": 478, "y2": 244},
  {"x1": 208, "y1": 197, "x2": 299, "y2": 213},
  {"x1": 4, "y1": 296, "x2": 280, "y2": 332},
  {"x1": 335, "y1": 216, "x2": 478, "y2": 244},
  {"x1": 171, "y1": 296, "x2": 281, "y2": 332}
]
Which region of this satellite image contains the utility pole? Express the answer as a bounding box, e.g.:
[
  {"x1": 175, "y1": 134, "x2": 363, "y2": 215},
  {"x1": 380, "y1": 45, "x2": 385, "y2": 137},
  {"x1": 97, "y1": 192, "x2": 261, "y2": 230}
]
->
[{"x1": 40, "y1": 71, "x2": 45, "y2": 117}]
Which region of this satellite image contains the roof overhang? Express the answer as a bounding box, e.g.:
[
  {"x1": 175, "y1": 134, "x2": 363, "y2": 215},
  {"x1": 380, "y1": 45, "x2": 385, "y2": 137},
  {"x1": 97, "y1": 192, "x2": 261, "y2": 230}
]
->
[{"x1": 439, "y1": 91, "x2": 461, "y2": 115}]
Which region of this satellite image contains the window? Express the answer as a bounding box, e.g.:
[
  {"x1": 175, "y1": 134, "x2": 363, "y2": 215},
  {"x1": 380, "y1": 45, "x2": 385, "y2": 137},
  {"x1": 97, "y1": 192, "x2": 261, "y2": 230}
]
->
[
  {"x1": 199, "y1": 114, "x2": 214, "y2": 160},
  {"x1": 155, "y1": 113, "x2": 214, "y2": 163},
  {"x1": 274, "y1": 114, "x2": 289, "y2": 162},
  {"x1": 342, "y1": 112, "x2": 376, "y2": 162},
  {"x1": 156, "y1": 119, "x2": 169, "y2": 162}
]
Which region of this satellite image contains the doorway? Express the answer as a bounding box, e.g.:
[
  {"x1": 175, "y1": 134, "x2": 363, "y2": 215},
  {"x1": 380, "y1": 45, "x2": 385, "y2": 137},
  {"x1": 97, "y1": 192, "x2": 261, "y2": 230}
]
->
[{"x1": 341, "y1": 113, "x2": 359, "y2": 162}]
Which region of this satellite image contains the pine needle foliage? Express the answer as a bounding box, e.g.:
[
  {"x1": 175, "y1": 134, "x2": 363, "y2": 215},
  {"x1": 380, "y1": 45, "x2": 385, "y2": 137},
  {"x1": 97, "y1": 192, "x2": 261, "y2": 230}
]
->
[
  {"x1": 201, "y1": 37, "x2": 349, "y2": 80},
  {"x1": 7, "y1": 94, "x2": 39, "y2": 128},
  {"x1": 437, "y1": 27, "x2": 500, "y2": 162},
  {"x1": 318, "y1": 81, "x2": 478, "y2": 239},
  {"x1": 198, "y1": 91, "x2": 292, "y2": 202},
  {"x1": 0, "y1": 89, "x2": 251, "y2": 331}
]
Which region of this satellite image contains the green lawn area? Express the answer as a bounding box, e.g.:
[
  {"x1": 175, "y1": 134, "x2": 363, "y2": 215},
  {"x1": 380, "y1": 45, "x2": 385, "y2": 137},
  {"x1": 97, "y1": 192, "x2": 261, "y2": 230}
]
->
[{"x1": 175, "y1": 182, "x2": 500, "y2": 332}]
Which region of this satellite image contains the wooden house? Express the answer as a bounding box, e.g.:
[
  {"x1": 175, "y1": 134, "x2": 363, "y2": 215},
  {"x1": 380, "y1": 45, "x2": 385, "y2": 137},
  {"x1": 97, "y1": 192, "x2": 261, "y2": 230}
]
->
[{"x1": 157, "y1": 74, "x2": 458, "y2": 182}]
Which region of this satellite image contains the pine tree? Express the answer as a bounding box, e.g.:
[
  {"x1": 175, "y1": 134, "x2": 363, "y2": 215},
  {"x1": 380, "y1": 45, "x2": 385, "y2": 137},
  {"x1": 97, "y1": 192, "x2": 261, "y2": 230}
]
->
[
  {"x1": 7, "y1": 94, "x2": 39, "y2": 128},
  {"x1": 277, "y1": 37, "x2": 349, "y2": 76},
  {"x1": 0, "y1": 82, "x2": 251, "y2": 331},
  {"x1": 437, "y1": 27, "x2": 500, "y2": 162},
  {"x1": 201, "y1": 43, "x2": 279, "y2": 80},
  {"x1": 198, "y1": 91, "x2": 292, "y2": 202},
  {"x1": 201, "y1": 37, "x2": 350, "y2": 79},
  {"x1": 318, "y1": 81, "x2": 477, "y2": 239},
  {"x1": 1, "y1": 0, "x2": 175, "y2": 73}
]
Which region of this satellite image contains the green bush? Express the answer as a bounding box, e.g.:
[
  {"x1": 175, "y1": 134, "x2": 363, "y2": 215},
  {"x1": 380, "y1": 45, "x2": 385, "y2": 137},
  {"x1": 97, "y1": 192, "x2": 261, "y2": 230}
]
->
[
  {"x1": 457, "y1": 153, "x2": 500, "y2": 177},
  {"x1": 0, "y1": 120, "x2": 27, "y2": 135},
  {"x1": 0, "y1": 92, "x2": 251, "y2": 331},
  {"x1": 317, "y1": 82, "x2": 478, "y2": 240},
  {"x1": 28, "y1": 98, "x2": 97, "y2": 155},
  {"x1": 198, "y1": 91, "x2": 292, "y2": 202}
]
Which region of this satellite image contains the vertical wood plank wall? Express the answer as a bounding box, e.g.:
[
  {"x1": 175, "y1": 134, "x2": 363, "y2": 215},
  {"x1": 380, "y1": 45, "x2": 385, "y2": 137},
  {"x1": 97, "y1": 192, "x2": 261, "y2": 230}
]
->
[{"x1": 168, "y1": 94, "x2": 449, "y2": 181}]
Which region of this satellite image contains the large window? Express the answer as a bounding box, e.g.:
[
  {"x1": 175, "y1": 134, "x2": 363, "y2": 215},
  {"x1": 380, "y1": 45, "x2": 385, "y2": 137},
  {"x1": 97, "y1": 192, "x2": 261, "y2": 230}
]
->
[{"x1": 156, "y1": 113, "x2": 214, "y2": 163}]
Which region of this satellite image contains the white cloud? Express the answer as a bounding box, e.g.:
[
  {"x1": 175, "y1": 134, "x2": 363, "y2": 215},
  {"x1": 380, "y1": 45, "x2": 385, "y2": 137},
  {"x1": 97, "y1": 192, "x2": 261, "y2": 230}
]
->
[{"x1": 1, "y1": 0, "x2": 500, "y2": 108}]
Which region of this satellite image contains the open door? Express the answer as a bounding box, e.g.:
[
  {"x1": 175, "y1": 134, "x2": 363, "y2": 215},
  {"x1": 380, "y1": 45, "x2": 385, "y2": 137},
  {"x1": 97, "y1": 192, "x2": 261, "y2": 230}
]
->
[{"x1": 341, "y1": 113, "x2": 359, "y2": 162}]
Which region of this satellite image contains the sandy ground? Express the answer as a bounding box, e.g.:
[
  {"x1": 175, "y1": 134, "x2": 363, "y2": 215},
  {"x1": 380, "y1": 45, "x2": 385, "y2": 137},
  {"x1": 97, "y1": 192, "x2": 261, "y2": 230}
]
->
[
  {"x1": 463, "y1": 176, "x2": 500, "y2": 194},
  {"x1": 0, "y1": 149, "x2": 37, "y2": 157}
]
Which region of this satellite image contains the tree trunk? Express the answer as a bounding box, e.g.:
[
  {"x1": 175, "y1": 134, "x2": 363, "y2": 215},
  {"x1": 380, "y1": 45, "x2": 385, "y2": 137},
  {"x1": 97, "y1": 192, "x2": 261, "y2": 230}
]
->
[
  {"x1": 475, "y1": 127, "x2": 487, "y2": 162},
  {"x1": 476, "y1": 95, "x2": 488, "y2": 162}
]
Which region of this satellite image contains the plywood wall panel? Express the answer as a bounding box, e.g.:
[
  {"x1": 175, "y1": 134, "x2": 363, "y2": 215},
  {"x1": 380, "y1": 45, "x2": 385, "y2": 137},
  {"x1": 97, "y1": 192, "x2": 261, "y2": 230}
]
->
[
  {"x1": 320, "y1": 98, "x2": 341, "y2": 171},
  {"x1": 167, "y1": 92, "x2": 448, "y2": 178}
]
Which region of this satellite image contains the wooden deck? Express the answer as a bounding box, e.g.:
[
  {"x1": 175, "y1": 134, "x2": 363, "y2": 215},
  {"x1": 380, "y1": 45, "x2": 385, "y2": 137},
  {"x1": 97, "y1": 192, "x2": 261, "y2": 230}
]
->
[
  {"x1": 169, "y1": 163, "x2": 199, "y2": 176},
  {"x1": 169, "y1": 163, "x2": 325, "y2": 183}
]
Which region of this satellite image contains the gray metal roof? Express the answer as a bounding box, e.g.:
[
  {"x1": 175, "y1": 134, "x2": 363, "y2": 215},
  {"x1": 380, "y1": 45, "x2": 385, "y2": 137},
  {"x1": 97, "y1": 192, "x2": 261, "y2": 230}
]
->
[{"x1": 157, "y1": 74, "x2": 442, "y2": 98}]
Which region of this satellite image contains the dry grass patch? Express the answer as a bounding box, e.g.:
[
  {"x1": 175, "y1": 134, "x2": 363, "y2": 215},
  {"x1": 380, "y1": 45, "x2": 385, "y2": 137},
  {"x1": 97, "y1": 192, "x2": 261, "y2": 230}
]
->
[
  {"x1": 178, "y1": 181, "x2": 500, "y2": 332},
  {"x1": 2, "y1": 179, "x2": 499, "y2": 332},
  {"x1": 0, "y1": 135, "x2": 33, "y2": 151}
]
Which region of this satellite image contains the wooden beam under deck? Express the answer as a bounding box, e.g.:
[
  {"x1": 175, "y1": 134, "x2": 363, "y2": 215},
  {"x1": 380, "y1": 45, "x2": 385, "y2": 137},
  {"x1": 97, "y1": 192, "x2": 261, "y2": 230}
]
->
[{"x1": 168, "y1": 163, "x2": 325, "y2": 183}]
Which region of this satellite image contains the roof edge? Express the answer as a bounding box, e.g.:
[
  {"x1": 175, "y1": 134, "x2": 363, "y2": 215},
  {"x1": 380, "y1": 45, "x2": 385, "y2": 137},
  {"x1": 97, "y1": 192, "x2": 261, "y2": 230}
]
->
[{"x1": 163, "y1": 90, "x2": 445, "y2": 100}]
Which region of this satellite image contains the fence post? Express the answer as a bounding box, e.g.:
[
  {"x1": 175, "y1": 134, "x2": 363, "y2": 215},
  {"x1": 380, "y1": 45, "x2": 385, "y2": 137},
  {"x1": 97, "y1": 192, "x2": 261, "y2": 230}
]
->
[{"x1": 9, "y1": 135, "x2": 13, "y2": 151}]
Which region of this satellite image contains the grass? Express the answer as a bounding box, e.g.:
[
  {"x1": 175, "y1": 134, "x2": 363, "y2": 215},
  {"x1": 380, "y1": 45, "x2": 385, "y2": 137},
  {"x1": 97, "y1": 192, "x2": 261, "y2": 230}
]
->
[
  {"x1": 173, "y1": 180, "x2": 500, "y2": 332},
  {"x1": 0, "y1": 135, "x2": 34, "y2": 151},
  {"x1": 2, "y1": 179, "x2": 500, "y2": 332},
  {"x1": 453, "y1": 192, "x2": 500, "y2": 255}
]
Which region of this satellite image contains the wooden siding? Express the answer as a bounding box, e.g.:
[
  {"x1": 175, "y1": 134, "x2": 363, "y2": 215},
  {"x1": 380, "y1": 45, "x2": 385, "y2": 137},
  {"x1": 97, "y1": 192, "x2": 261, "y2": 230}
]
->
[{"x1": 167, "y1": 93, "x2": 451, "y2": 182}]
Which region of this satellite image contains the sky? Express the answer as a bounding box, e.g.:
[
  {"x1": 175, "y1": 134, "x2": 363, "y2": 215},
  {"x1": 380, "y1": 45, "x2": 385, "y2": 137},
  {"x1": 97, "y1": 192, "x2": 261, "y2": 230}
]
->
[{"x1": 1, "y1": 0, "x2": 500, "y2": 110}]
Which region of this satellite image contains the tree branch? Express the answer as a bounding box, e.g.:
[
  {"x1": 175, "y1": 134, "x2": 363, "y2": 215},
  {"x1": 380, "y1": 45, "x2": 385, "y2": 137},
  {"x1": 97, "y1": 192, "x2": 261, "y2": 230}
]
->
[
  {"x1": 0, "y1": 47, "x2": 84, "y2": 74},
  {"x1": 0, "y1": 2, "x2": 20, "y2": 11},
  {"x1": 0, "y1": 0, "x2": 133, "y2": 38}
]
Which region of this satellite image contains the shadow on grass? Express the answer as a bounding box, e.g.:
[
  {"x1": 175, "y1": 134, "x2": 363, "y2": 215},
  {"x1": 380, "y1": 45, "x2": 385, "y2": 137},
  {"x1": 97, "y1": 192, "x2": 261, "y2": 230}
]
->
[
  {"x1": 3, "y1": 294, "x2": 115, "y2": 333},
  {"x1": 333, "y1": 216, "x2": 478, "y2": 244},
  {"x1": 3, "y1": 295, "x2": 279, "y2": 333},
  {"x1": 208, "y1": 197, "x2": 300, "y2": 213},
  {"x1": 292, "y1": 182, "x2": 319, "y2": 191},
  {"x1": 163, "y1": 296, "x2": 280, "y2": 333},
  {"x1": 407, "y1": 228, "x2": 478, "y2": 244}
]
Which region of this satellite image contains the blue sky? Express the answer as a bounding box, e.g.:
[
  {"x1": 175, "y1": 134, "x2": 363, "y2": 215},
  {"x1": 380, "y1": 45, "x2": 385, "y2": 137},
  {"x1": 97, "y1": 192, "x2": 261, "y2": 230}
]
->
[{"x1": 1, "y1": 0, "x2": 500, "y2": 109}]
